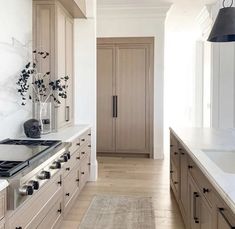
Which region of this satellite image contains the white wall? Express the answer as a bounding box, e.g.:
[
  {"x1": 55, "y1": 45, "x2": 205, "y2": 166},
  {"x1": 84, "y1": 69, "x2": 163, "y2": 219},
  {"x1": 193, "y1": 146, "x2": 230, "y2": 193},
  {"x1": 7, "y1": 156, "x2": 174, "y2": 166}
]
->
[
  {"x1": 74, "y1": 0, "x2": 97, "y2": 180},
  {"x1": 0, "y1": 0, "x2": 32, "y2": 139},
  {"x1": 97, "y1": 5, "x2": 170, "y2": 159}
]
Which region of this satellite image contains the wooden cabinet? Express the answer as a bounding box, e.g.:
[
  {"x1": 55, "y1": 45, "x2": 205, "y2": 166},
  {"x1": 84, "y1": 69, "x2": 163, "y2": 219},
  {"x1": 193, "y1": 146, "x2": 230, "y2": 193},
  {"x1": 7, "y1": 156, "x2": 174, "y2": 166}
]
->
[
  {"x1": 188, "y1": 174, "x2": 213, "y2": 229},
  {"x1": 33, "y1": 0, "x2": 74, "y2": 131},
  {"x1": 170, "y1": 131, "x2": 235, "y2": 229},
  {"x1": 97, "y1": 38, "x2": 154, "y2": 157}
]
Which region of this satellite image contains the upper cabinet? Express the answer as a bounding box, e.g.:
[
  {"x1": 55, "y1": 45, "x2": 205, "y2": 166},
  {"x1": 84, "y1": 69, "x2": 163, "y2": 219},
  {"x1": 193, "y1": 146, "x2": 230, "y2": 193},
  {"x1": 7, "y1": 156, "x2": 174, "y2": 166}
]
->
[
  {"x1": 33, "y1": 0, "x2": 78, "y2": 130},
  {"x1": 58, "y1": 0, "x2": 86, "y2": 18}
]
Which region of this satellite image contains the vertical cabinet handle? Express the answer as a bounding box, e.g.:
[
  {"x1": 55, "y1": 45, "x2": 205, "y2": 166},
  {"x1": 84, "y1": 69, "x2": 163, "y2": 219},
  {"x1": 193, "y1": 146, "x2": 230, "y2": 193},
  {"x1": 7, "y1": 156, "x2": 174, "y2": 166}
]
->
[
  {"x1": 193, "y1": 192, "x2": 200, "y2": 224},
  {"x1": 112, "y1": 95, "x2": 118, "y2": 118},
  {"x1": 66, "y1": 106, "x2": 70, "y2": 122},
  {"x1": 219, "y1": 208, "x2": 235, "y2": 228}
]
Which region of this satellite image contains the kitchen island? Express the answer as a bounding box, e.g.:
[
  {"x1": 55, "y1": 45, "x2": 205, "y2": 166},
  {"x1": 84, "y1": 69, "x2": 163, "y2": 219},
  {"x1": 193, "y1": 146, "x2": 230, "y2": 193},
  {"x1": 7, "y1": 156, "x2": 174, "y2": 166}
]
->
[{"x1": 170, "y1": 127, "x2": 235, "y2": 229}]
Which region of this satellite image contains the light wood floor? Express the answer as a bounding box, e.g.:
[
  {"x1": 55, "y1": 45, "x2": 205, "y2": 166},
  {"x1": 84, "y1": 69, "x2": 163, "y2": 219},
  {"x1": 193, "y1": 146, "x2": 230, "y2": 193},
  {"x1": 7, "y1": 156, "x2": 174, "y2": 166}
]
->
[{"x1": 60, "y1": 156, "x2": 185, "y2": 229}]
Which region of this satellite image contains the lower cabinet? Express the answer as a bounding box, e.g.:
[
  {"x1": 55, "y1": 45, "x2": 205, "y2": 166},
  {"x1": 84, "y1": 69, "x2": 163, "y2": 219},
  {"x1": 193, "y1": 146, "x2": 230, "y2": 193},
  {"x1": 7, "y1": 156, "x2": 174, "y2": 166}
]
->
[
  {"x1": 188, "y1": 174, "x2": 213, "y2": 229},
  {"x1": 170, "y1": 131, "x2": 235, "y2": 229}
]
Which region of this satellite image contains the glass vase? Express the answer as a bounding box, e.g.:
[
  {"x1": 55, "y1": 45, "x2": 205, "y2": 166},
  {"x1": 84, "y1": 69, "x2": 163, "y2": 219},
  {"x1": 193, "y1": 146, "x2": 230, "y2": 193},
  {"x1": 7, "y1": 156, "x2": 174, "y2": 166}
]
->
[{"x1": 34, "y1": 102, "x2": 52, "y2": 134}]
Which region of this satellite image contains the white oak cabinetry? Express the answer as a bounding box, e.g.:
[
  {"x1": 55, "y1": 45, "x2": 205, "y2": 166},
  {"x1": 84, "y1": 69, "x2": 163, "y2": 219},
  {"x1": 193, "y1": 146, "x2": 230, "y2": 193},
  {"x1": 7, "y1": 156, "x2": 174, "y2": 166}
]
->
[
  {"x1": 33, "y1": 0, "x2": 77, "y2": 131},
  {"x1": 0, "y1": 189, "x2": 7, "y2": 229},
  {"x1": 5, "y1": 129, "x2": 91, "y2": 229},
  {"x1": 97, "y1": 38, "x2": 154, "y2": 157},
  {"x1": 170, "y1": 131, "x2": 235, "y2": 229}
]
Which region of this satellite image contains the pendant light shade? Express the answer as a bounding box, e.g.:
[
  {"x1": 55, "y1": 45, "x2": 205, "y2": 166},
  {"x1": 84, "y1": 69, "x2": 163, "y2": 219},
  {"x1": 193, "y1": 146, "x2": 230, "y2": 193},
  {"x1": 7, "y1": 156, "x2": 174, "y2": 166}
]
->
[{"x1": 208, "y1": 3, "x2": 235, "y2": 42}]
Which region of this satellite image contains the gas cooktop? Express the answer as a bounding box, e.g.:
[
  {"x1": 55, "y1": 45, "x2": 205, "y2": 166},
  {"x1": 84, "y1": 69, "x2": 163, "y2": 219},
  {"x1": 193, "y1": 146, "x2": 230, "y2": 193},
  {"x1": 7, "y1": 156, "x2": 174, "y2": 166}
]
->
[{"x1": 0, "y1": 139, "x2": 61, "y2": 177}]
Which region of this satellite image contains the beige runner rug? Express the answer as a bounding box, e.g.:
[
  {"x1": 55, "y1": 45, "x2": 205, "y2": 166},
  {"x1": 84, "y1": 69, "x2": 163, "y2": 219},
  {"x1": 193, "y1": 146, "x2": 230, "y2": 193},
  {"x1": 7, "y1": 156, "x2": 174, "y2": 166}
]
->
[{"x1": 79, "y1": 195, "x2": 156, "y2": 229}]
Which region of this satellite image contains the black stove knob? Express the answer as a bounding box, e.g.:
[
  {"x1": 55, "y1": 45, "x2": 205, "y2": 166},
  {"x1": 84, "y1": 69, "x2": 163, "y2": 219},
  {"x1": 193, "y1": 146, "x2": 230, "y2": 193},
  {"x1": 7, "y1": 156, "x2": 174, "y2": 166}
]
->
[
  {"x1": 38, "y1": 171, "x2": 51, "y2": 180},
  {"x1": 59, "y1": 155, "x2": 68, "y2": 163},
  {"x1": 19, "y1": 185, "x2": 34, "y2": 196},
  {"x1": 65, "y1": 152, "x2": 71, "y2": 160},
  {"x1": 28, "y1": 180, "x2": 39, "y2": 190},
  {"x1": 50, "y1": 161, "x2": 61, "y2": 169}
]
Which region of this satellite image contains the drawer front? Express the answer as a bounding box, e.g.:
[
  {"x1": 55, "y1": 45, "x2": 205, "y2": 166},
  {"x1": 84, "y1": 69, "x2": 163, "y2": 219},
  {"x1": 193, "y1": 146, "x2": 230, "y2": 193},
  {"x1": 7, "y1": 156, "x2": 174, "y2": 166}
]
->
[
  {"x1": 37, "y1": 195, "x2": 63, "y2": 229},
  {"x1": 170, "y1": 135, "x2": 180, "y2": 167},
  {"x1": 79, "y1": 130, "x2": 91, "y2": 148},
  {"x1": 80, "y1": 144, "x2": 91, "y2": 161},
  {"x1": 188, "y1": 157, "x2": 213, "y2": 206},
  {"x1": 64, "y1": 167, "x2": 79, "y2": 209},
  {"x1": 9, "y1": 172, "x2": 62, "y2": 229},
  {"x1": 0, "y1": 190, "x2": 6, "y2": 221},
  {"x1": 80, "y1": 156, "x2": 90, "y2": 189},
  {"x1": 70, "y1": 136, "x2": 80, "y2": 154},
  {"x1": 170, "y1": 160, "x2": 179, "y2": 198}
]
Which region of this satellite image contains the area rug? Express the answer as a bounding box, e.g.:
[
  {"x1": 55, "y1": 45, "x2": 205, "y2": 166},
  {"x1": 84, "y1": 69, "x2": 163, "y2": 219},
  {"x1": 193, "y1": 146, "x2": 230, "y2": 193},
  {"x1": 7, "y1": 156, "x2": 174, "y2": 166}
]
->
[{"x1": 79, "y1": 195, "x2": 156, "y2": 229}]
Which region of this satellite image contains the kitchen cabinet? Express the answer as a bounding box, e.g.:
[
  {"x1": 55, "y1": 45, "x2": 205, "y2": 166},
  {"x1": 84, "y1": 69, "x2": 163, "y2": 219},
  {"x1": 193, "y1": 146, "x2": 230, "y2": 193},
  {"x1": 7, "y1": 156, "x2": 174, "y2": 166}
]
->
[
  {"x1": 33, "y1": 0, "x2": 74, "y2": 131},
  {"x1": 188, "y1": 174, "x2": 213, "y2": 229},
  {"x1": 170, "y1": 131, "x2": 235, "y2": 229},
  {"x1": 97, "y1": 38, "x2": 154, "y2": 157}
]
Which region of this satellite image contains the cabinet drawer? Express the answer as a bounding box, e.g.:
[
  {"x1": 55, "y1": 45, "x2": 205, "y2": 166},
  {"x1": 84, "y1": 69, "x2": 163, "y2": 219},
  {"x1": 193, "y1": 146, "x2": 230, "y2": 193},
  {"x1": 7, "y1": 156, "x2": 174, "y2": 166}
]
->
[
  {"x1": 170, "y1": 135, "x2": 180, "y2": 167},
  {"x1": 0, "y1": 190, "x2": 6, "y2": 221},
  {"x1": 69, "y1": 136, "x2": 81, "y2": 154},
  {"x1": 37, "y1": 194, "x2": 62, "y2": 229},
  {"x1": 188, "y1": 157, "x2": 214, "y2": 206},
  {"x1": 79, "y1": 130, "x2": 91, "y2": 148},
  {"x1": 80, "y1": 156, "x2": 90, "y2": 189},
  {"x1": 9, "y1": 172, "x2": 62, "y2": 229},
  {"x1": 170, "y1": 160, "x2": 179, "y2": 198},
  {"x1": 80, "y1": 144, "x2": 91, "y2": 161},
  {"x1": 64, "y1": 167, "x2": 79, "y2": 209}
]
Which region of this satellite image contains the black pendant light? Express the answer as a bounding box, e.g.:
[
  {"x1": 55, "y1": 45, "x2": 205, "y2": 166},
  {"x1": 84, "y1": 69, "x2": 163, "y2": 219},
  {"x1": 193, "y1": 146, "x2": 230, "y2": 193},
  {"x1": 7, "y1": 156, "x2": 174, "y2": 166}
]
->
[{"x1": 208, "y1": 0, "x2": 235, "y2": 42}]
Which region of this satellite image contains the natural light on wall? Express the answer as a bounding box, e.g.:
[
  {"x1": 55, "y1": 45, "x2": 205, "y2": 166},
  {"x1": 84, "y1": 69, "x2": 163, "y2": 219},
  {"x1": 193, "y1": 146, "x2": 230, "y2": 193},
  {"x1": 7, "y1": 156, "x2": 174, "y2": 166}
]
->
[{"x1": 164, "y1": 4, "x2": 212, "y2": 131}]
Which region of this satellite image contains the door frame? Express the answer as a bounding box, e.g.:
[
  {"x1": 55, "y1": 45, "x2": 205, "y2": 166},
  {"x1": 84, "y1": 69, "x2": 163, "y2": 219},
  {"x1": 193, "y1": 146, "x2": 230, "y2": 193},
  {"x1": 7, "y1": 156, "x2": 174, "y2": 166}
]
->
[{"x1": 97, "y1": 37, "x2": 154, "y2": 158}]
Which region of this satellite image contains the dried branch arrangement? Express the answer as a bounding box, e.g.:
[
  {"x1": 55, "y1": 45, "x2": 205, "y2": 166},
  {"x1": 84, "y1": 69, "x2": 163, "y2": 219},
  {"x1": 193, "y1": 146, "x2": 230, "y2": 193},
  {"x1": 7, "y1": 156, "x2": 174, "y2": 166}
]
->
[{"x1": 17, "y1": 50, "x2": 69, "y2": 106}]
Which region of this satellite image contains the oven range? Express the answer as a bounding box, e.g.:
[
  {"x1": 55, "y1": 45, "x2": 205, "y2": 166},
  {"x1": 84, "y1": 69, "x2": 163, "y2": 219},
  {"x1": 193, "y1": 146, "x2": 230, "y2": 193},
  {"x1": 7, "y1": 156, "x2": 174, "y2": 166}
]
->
[{"x1": 0, "y1": 139, "x2": 71, "y2": 210}]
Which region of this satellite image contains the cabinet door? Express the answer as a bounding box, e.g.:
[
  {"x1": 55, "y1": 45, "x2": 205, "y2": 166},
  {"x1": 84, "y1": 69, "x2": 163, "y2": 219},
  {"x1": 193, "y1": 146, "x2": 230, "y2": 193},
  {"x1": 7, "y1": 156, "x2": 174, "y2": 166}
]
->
[
  {"x1": 200, "y1": 196, "x2": 213, "y2": 229},
  {"x1": 56, "y1": 7, "x2": 67, "y2": 129},
  {"x1": 97, "y1": 46, "x2": 116, "y2": 152},
  {"x1": 65, "y1": 16, "x2": 74, "y2": 124},
  {"x1": 188, "y1": 175, "x2": 201, "y2": 229},
  {"x1": 217, "y1": 209, "x2": 235, "y2": 229},
  {"x1": 115, "y1": 44, "x2": 151, "y2": 154},
  {"x1": 170, "y1": 160, "x2": 180, "y2": 198}
]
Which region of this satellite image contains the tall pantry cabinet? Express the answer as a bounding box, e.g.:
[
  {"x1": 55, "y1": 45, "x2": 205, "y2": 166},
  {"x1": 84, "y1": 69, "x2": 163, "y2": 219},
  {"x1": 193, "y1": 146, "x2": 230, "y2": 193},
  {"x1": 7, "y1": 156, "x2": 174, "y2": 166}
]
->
[
  {"x1": 97, "y1": 38, "x2": 154, "y2": 158},
  {"x1": 33, "y1": 0, "x2": 79, "y2": 131}
]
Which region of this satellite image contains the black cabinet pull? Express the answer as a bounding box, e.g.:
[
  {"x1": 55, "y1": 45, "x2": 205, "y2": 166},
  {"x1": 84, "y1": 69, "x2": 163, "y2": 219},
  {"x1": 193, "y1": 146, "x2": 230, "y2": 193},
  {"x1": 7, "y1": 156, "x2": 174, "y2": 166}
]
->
[
  {"x1": 88, "y1": 133, "x2": 91, "y2": 136},
  {"x1": 203, "y1": 188, "x2": 209, "y2": 193},
  {"x1": 170, "y1": 170, "x2": 174, "y2": 174},
  {"x1": 193, "y1": 192, "x2": 200, "y2": 224},
  {"x1": 66, "y1": 167, "x2": 70, "y2": 171},
  {"x1": 76, "y1": 156, "x2": 80, "y2": 160},
  {"x1": 112, "y1": 95, "x2": 118, "y2": 118},
  {"x1": 174, "y1": 152, "x2": 178, "y2": 155},
  {"x1": 170, "y1": 144, "x2": 173, "y2": 147},
  {"x1": 81, "y1": 138, "x2": 85, "y2": 142},
  {"x1": 81, "y1": 172, "x2": 85, "y2": 175},
  {"x1": 88, "y1": 144, "x2": 91, "y2": 148},
  {"x1": 88, "y1": 163, "x2": 91, "y2": 166},
  {"x1": 174, "y1": 181, "x2": 178, "y2": 185},
  {"x1": 16, "y1": 227, "x2": 22, "y2": 229},
  {"x1": 82, "y1": 152, "x2": 85, "y2": 155},
  {"x1": 76, "y1": 179, "x2": 80, "y2": 182},
  {"x1": 188, "y1": 165, "x2": 193, "y2": 169},
  {"x1": 57, "y1": 181, "x2": 62, "y2": 186},
  {"x1": 66, "y1": 193, "x2": 70, "y2": 196},
  {"x1": 76, "y1": 143, "x2": 80, "y2": 146},
  {"x1": 57, "y1": 209, "x2": 62, "y2": 214}
]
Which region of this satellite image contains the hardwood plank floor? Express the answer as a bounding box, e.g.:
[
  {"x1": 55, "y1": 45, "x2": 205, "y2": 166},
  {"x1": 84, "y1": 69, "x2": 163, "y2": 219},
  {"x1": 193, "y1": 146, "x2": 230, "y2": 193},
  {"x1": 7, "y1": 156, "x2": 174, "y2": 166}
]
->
[{"x1": 60, "y1": 156, "x2": 185, "y2": 229}]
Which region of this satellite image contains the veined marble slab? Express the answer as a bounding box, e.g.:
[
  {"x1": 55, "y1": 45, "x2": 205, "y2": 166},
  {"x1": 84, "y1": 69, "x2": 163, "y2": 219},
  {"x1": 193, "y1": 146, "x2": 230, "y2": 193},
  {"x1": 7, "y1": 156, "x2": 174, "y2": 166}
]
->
[
  {"x1": 170, "y1": 127, "x2": 235, "y2": 214},
  {"x1": 0, "y1": 180, "x2": 9, "y2": 192}
]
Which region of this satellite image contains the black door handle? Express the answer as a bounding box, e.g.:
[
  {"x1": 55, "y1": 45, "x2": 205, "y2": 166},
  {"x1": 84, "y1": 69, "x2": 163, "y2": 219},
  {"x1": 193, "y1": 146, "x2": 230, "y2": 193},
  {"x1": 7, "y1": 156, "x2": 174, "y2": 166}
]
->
[{"x1": 113, "y1": 95, "x2": 118, "y2": 118}]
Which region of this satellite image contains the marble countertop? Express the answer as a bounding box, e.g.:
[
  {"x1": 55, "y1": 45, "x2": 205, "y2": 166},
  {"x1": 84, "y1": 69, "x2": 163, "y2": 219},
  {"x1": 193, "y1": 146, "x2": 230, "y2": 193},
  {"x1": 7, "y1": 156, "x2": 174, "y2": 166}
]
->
[
  {"x1": 19, "y1": 124, "x2": 91, "y2": 142},
  {"x1": 0, "y1": 180, "x2": 8, "y2": 192},
  {"x1": 170, "y1": 127, "x2": 235, "y2": 214}
]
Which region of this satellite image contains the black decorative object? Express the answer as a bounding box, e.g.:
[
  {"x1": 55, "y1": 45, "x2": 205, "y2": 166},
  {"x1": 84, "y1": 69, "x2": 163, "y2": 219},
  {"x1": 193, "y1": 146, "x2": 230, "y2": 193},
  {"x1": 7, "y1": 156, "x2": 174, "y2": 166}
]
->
[
  {"x1": 208, "y1": 0, "x2": 235, "y2": 42},
  {"x1": 23, "y1": 119, "x2": 41, "y2": 139}
]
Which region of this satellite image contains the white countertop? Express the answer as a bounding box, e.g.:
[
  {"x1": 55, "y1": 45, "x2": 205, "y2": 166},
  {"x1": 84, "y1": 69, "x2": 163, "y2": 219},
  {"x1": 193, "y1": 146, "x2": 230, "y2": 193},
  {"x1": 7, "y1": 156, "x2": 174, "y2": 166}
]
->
[
  {"x1": 20, "y1": 124, "x2": 91, "y2": 142},
  {"x1": 0, "y1": 180, "x2": 8, "y2": 192},
  {"x1": 170, "y1": 127, "x2": 235, "y2": 214}
]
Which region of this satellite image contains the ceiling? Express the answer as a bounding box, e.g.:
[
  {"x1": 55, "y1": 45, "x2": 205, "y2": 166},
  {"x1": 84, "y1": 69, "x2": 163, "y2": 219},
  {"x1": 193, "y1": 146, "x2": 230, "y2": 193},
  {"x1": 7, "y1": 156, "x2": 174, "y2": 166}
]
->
[{"x1": 97, "y1": 0, "x2": 218, "y2": 31}]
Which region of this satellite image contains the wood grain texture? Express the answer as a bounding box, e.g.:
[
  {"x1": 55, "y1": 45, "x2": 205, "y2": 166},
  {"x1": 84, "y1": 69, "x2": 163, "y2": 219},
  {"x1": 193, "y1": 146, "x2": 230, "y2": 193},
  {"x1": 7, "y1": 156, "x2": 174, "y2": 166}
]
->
[
  {"x1": 60, "y1": 157, "x2": 185, "y2": 229},
  {"x1": 97, "y1": 46, "x2": 116, "y2": 152}
]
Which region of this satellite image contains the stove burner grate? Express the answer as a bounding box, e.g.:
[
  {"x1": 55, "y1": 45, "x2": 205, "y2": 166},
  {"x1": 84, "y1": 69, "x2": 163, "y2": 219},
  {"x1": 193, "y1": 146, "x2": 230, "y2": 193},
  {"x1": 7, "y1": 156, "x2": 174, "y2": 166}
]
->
[{"x1": 0, "y1": 161, "x2": 28, "y2": 177}]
